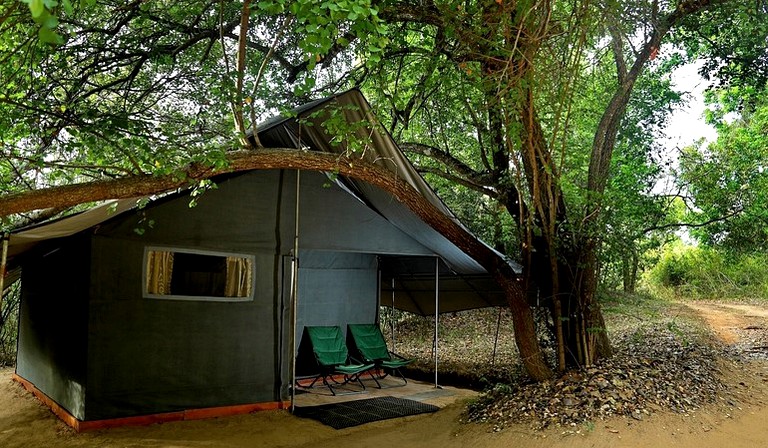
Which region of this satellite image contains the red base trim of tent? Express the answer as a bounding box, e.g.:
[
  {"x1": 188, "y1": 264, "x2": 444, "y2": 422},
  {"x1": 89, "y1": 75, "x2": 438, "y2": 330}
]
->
[{"x1": 12, "y1": 373, "x2": 290, "y2": 432}]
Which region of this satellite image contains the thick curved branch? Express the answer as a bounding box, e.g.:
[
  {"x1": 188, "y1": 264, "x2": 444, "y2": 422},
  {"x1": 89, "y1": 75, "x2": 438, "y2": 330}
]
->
[
  {"x1": 0, "y1": 148, "x2": 553, "y2": 380},
  {"x1": 608, "y1": 24, "x2": 628, "y2": 85}
]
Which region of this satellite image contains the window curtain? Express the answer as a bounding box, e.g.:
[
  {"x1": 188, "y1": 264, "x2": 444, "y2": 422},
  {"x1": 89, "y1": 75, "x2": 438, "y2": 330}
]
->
[
  {"x1": 146, "y1": 250, "x2": 174, "y2": 294},
  {"x1": 225, "y1": 257, "x2": 253, "y2": 297}
]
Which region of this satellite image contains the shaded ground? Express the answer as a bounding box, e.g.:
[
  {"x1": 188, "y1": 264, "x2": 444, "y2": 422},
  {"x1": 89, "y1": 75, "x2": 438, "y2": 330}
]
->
[
  {"x1": 0, "y1": 300, "x2": 767, "y2": 448},
  {"x1": 463, "y1": 299, "x2": 768, "y2": 431}
]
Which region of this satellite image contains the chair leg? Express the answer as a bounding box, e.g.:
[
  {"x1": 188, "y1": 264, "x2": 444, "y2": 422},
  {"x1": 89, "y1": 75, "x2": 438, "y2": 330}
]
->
[
  {"x1": 321, "y1": 375, "x2": 338, "y2": 396},
  {"x1": 393, "y1": 368, "x2": 408, "y2": 385},
  {"x1": 299, "y1": 371, "x2": 369, "y2": 396},
  {"x1": 362, "y1": 369, "x2": 382, "y2": 388},
  {"x1": 349, "y1": 373, "x2": 367, "y2": 391},
  {"x1": 328, "y1": 372, "x2": 370, "y2": 396},
  {"x1": 374, "y1": 367, "x2": 408, "y2": 388}
]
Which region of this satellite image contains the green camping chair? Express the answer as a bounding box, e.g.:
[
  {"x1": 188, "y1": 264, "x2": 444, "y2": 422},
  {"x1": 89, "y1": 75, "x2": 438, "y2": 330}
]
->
[
  {"x1": 348, "y1": 323, "x2": 414, "y2": 388},
  {"x1": 301, "y1": 325, "x2": 375, "y2": 396}
]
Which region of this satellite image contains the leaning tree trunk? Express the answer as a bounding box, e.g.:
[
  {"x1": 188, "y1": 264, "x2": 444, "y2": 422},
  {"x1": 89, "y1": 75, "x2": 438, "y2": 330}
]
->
[{"x1": 0, "y1": 148, "x2": 555, "y2": 381}]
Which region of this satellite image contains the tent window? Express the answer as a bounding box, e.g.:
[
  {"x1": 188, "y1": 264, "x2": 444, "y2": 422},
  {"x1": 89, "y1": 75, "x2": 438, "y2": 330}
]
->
[{"x1": 144, "y1": 248, "x2": 254, "y2": 301}]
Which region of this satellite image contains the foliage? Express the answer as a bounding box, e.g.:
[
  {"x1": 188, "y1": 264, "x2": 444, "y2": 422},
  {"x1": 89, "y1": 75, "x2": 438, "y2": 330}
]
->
[
  {"x1": 0, "y1": 283, "x2": 20, "y2": 366},
  {"x1": 677, "y1": 85, "x2": 768, "y2": 252},
  {"x1": 0, "y1": 0, "x2": 388, "y2": 205},
  {"x1": 675, "y1": 0, "x2": 768, "y2": 90},
  {"x1": 645, "y1": 242, "x2": 768, "y2": 301}
]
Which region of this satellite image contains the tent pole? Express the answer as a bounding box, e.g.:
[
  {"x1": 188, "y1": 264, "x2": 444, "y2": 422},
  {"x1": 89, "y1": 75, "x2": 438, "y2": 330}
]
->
[
  {"x1": 434, "y1": 257, "x2": 440, "y2": 389},
  {"x1": 491, "y1": 306, "x2": 502, "y2": 365},
  {"x1": 0, "y1": 233, "x2": 8, "y2": 320},
  {"x1": 289, "y1": 170, "x2": 301, "y2": 413},
  {"x1": 391, "y1": 277, "x2": 395, "y2": 351},
  {"x1": 376, "y1": 267, "x2": 381, "y2": 325}
]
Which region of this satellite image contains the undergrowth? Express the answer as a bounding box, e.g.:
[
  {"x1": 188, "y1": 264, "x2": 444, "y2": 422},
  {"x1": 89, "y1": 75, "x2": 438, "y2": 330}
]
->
[{"x1": 645, "y1": 243, "x2": 768, "y2": 302}]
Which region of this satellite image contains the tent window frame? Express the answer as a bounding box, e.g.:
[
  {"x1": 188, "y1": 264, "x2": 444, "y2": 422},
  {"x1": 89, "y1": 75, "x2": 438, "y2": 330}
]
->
[{"x1": 142, "y1": 246, "x2": 256, "y2": 302}]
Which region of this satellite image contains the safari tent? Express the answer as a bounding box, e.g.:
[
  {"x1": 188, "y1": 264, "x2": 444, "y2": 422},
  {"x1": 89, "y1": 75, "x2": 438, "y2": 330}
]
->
[{"x1": 3, "y1": 90, "x2": 518, "y2": 429}]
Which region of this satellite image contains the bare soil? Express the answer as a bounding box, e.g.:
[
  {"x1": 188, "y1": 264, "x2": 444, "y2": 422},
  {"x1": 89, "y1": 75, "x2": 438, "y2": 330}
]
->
[{"x1": 1, "y1": 301, "x2": 767, "y2": 448}]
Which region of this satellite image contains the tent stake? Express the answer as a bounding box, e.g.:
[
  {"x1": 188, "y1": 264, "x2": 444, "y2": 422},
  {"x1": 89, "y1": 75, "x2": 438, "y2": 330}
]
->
[{"x1": 289, "y1": 170, "x2": 301, "y2": 413}]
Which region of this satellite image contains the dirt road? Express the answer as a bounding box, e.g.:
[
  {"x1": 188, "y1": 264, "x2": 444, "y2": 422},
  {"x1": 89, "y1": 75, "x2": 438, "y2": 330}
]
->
[{"x1": 0, "y1": 301, "x2": 766, "y2": 448}]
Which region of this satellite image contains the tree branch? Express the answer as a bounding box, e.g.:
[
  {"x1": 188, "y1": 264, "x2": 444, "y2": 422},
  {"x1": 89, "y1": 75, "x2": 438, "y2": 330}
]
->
[
  {"x1": 643, "y1": 208, "x2": 742, "y2": 233},
  {"x1": 231, "y1": 0, "x2": 251, "y2": 148},
  {"x1": 416, "y1": 165, "x2": 498, "y2": 198},
  {"x1": 588, "y1": 0, "x2": 719, "y2": 196},
  {"x1": 400, "y1": 142, "x2": 491, "y2": 186}
]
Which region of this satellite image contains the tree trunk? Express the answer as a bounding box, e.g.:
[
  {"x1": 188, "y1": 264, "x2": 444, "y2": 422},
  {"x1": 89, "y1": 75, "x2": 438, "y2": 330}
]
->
[
  {"x1": 512, "y1": 82, "x2": 612, "y2": 369},
  {"x1": 622, "y1": 249, "x2": 639, "y2": 293},
  {"x1": 0, "y1": 148, "x2": 555, "y2": 380}
]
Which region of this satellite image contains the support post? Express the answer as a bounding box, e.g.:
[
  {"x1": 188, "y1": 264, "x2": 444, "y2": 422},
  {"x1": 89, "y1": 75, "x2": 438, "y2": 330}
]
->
[
  {"x1": 289, "y1": 170, "x2": 301, "y2": 412},
  {"x1": 0, "y1": 233, "x2": 8, "y2": 322},
  {"x1": 434, "y1": 257, "x2": 439, "y2": 389},
  {"x1": 391, "y1": 277, "x2": 395, "y2": 351}
]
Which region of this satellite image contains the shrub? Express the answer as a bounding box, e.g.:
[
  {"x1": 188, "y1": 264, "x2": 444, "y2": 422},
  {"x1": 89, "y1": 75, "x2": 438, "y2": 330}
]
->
[{"x1": 645, "y1": 243, "x2": 768, "y2": 301}]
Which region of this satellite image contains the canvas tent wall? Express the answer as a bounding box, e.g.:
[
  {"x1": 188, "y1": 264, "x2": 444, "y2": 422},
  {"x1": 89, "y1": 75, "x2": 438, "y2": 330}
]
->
[
  {"x1": 14, "y1": 167, "x2": 450, "y2": 420},
  {"x1": 4, "y1": 89, "x2": 518, "y2": 426}
]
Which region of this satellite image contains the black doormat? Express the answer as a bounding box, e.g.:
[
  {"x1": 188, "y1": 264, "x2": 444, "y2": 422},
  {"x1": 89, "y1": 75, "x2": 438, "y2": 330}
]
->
[{"x1": 293, "y1": 396, "x2": 439, "y2": 429}]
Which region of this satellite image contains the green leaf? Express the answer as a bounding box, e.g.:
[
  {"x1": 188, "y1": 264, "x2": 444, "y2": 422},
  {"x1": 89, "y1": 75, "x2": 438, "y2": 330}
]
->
[
  {"x1": 38, "y1": 26, "x2": 63, "y2": 45},
  {"x1": 42, "y1": 14, "x2": 59, "y2": 29},
  {"x1": 28, "y1": 0, "x2": 45, "y2": 18}
]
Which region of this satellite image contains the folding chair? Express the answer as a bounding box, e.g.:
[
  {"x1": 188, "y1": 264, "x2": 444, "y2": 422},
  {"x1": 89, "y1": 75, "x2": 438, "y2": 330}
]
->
[
  {"x1": 300, "y1": 325, "x2": 374, "y2": 396},
  {"x1": 348, "y1": 323, "x2": 414, "y2": 388}
]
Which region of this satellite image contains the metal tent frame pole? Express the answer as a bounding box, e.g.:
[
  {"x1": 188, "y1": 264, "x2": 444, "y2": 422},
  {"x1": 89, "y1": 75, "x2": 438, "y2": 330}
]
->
[
  {"x1": 289, "y1": 170, "x2": 301, "y2": 413},
  {"x1": 0, "y1": 233, "x2": 8, "y2": 319},
  {"x1": 391, "y1": 277, "x2": 396, "y2": 351},
  {"x1": 434, "y1": 257, "x2": 440, "y2": 389}
]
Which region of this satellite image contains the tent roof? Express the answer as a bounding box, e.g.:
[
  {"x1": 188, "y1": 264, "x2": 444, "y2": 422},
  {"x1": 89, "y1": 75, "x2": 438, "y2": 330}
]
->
[{"x1": 4, "y1": 90, "x2": 518, "y2": 313}]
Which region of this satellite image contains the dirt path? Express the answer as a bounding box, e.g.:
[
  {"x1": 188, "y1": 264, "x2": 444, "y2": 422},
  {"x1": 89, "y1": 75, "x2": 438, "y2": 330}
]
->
[
  {"x1": 0, "y1": 301, "x2": 767, "y2": 448},
  {"x1": 685, "y1": 302, "x2": 768, "y2": 352}
]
